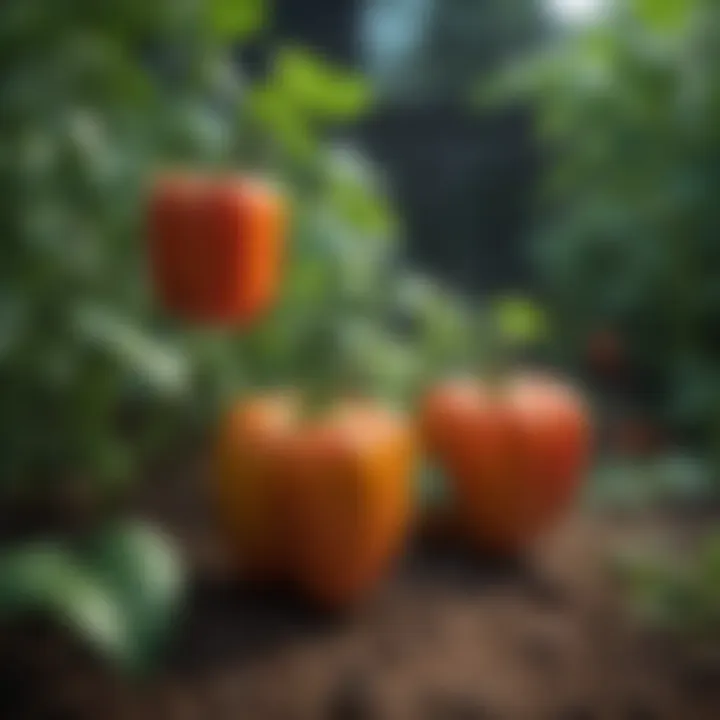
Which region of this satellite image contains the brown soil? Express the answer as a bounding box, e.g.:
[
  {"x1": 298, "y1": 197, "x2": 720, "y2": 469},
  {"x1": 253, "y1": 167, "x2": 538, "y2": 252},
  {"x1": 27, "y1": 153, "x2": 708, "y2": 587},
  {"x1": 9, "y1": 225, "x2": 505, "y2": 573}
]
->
[{"x1": 1, "y1": 453, "x2": 719, "y2": 720}]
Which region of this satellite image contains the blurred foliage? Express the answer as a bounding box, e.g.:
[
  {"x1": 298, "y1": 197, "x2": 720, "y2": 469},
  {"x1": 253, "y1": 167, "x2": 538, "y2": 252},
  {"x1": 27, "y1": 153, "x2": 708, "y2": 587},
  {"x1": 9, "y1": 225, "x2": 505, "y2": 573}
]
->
[
  {"x1": 484, "y1": 0, "x2": 720, "y2": 454},
  {"x1": 0, "y1": 520, "x2": 185, "y2": 675},
  {"x1": 493, "y1": 295, "x2": 549, "y2": 347},
  {"x1": 0, "y1": 0, "x2": 475, "y2": 496},
  {"x1": 589, "y1": 454, "x2": 713, "y2": 512},
  {"x1": 615, "y1": 530, "x2": 720, "y2": 642}
]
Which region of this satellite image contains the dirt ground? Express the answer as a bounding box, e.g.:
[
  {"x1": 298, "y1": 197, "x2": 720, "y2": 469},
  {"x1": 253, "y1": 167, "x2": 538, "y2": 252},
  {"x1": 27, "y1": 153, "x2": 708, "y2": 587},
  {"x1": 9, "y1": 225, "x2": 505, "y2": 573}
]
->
[{"x1": 1, "y1": 454, "x2": 720, "y2": 720}]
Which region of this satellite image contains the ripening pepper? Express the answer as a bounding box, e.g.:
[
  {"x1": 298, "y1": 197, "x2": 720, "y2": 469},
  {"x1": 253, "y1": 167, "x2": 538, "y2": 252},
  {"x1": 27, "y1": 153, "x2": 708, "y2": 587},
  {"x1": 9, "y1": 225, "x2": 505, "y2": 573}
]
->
[
  {"x1": 419, "y1": 372, "x2": 591, "y2": 554},
  {"x1": 148, "y1": 173, "x2": 286, "y2": 325},
  {"x1": 212, "y1": 393, "x2": 416, "y2": 610}
]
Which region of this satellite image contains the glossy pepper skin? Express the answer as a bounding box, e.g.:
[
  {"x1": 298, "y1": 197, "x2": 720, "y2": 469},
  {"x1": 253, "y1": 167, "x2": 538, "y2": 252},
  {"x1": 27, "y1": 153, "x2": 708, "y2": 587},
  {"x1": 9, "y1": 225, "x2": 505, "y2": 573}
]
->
[
  {"x1": 212, "y1": 394, "x2": 298, "y2": 580},
  {"x1": 420, "y1": 373, "x2": 591, "y2": 554},
  {"x1": 148, "y1": 174, "x2": 286, "y2": 325},
  {"x1": 212, "y1": 396, "x2": 416, "y2": 610}
]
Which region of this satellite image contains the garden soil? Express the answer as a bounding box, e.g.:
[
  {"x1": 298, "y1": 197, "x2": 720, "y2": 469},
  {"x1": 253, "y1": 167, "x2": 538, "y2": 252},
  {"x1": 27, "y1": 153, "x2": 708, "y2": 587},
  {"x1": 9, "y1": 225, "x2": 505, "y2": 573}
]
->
[{"x1": 1, "y1": 453, "x2": 719, "y2": 720}]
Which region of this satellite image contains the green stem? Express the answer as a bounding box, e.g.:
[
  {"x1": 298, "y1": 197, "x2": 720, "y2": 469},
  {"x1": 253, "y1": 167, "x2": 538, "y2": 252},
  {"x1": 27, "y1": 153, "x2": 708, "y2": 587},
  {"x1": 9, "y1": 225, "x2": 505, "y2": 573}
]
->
[
  {"x1": 298, "y1": 319, "x2": 347, "y2": 420},
  {"x1": 473, "y1": 309, "x2": 511, "y2": 389}
]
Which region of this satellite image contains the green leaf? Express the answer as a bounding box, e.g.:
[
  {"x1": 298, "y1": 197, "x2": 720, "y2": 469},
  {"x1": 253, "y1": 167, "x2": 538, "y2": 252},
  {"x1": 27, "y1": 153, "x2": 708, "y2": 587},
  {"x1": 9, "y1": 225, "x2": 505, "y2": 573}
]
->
[
  {"x1": 276, "y1": 47, "x2": 372, "y2": 120},
  {"x1": 324, "y1": 146, "x2": 397, "y2": 238},
  {"x1": 80, "y1": 520, "x2": 186, "y2": 673},
  {"x1": 248, "y1": 84, "x2": 317, "y2": 161},
  {"x1": 0, "y1": 543, "x2": 132, "y2": 667},
  {"x1": 632, "y1": 0, "x2": 694, "y2": 33},
  {"x1": 73, "y1": 304, "x2": 191, "y2": 399},
  {"x1": 493, "y1": 296, "x2": 549, "y2": 346},
  {"x1": 0, "y1": 522, "x2": 186, "y2": 676},
  {"x1": 0, "y1": 543, "x2": 75, "y2": 616},
  {"x1": 51, "y1": 571, "x2": 133, "y2": 667},
  {"x1": 208, "y1": 0, "x2": 266, "y2": 40},
  {"x1": 323, "y1": 76, "x2": 372, "y2": 120}
]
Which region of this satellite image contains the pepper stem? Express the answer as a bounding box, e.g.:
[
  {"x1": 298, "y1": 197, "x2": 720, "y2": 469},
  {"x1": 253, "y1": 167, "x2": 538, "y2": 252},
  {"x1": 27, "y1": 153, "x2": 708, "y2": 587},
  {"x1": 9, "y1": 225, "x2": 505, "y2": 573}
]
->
[
  {"x1": 299, "y1": 318, "x2": 367, "y2": 420},
  {"x1": 472, "y1": 308, "x2": 511, "y2": 390}
]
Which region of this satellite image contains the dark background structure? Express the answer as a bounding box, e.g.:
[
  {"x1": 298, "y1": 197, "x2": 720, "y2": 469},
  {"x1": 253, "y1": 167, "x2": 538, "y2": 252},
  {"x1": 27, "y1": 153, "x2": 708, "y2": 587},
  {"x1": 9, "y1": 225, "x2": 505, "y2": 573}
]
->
[{"x1": 269, "y1": 0, "x2": 542, "y2": 295}]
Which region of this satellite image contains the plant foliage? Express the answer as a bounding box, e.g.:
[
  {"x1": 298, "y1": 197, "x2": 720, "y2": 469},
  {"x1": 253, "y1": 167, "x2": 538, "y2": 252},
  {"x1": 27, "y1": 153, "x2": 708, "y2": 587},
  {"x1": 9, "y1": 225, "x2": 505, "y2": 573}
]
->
[
  {"x1": 0, "y1": 520, "x2": 185, "y2": 675},
  {"x1": 0, "y1": 0, "x2": 473, "y2": 495},
  {"x1": 485, "y1": 0, "x2": 720, "y2": 449}
]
